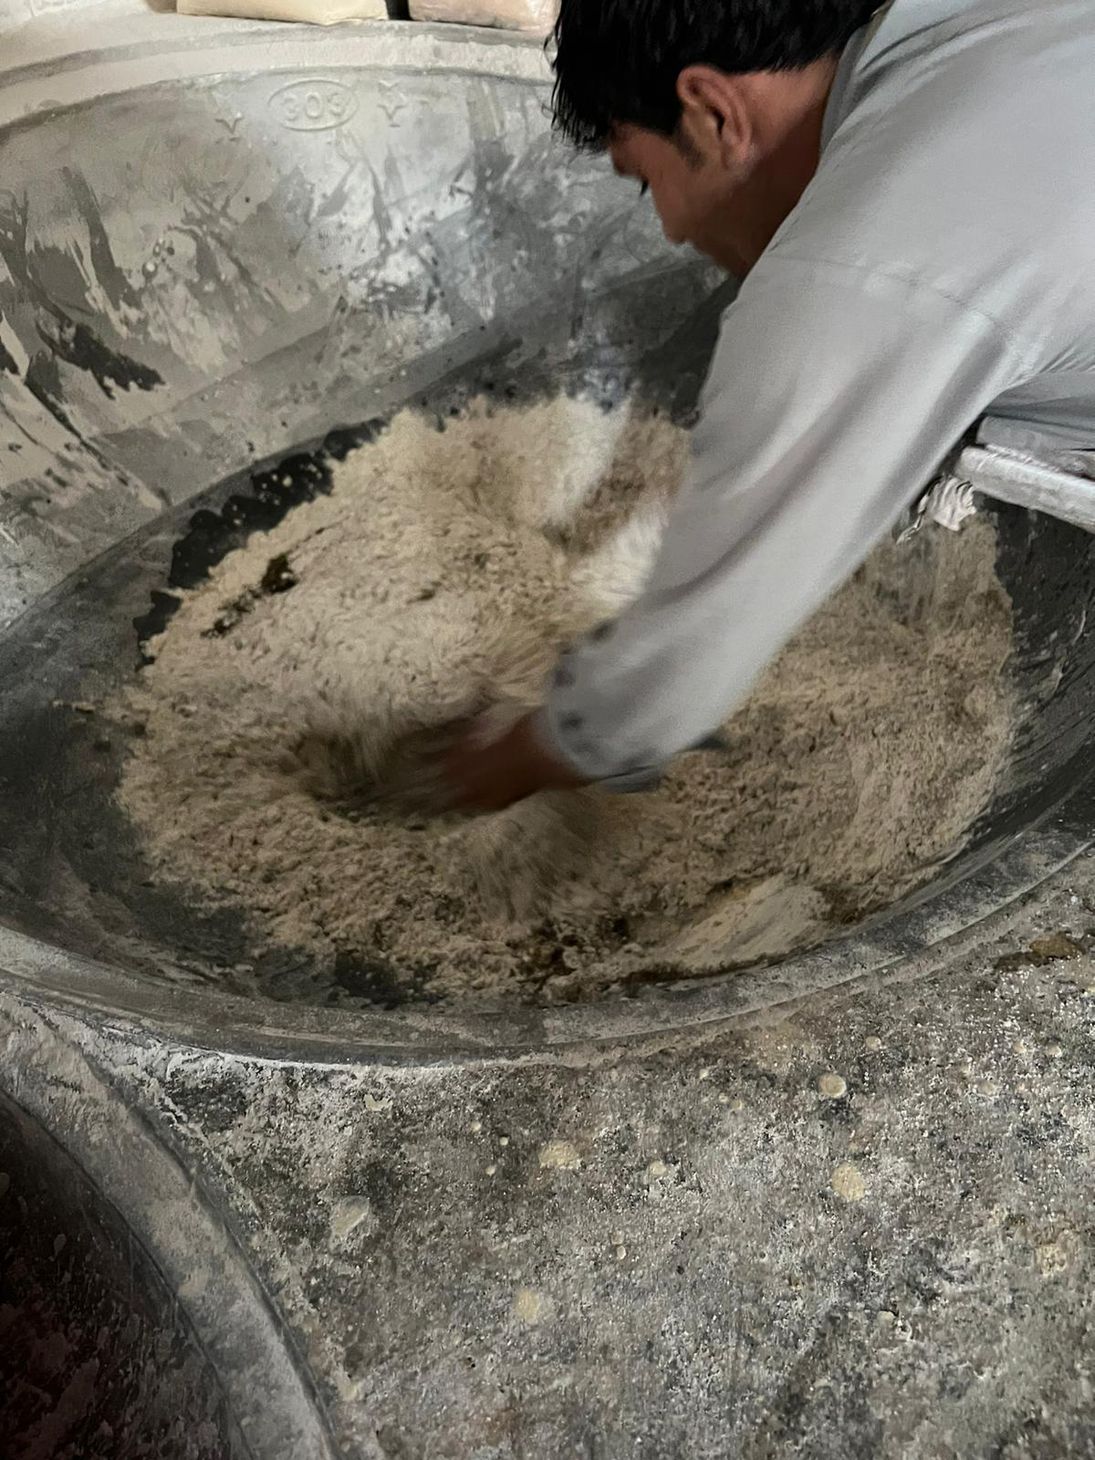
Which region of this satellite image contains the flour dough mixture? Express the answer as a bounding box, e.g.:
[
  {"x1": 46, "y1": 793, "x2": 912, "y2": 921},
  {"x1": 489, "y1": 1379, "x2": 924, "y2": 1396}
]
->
[{"x1": 114, "y1": 396, "x2": 1015, "y2": 1003}]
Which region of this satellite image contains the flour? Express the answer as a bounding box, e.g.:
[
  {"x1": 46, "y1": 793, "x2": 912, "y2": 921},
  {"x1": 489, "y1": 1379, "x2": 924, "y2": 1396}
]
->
[
  {"x1": 113, "y1": 395, "x2": 1015, "y2": 1005},
  {"x1": 831, "y1": 1163, "x2": 868, "y2": 1203}
]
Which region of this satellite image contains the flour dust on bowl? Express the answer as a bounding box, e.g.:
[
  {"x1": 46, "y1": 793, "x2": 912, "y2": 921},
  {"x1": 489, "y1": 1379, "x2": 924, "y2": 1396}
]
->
[{"x1": 1, "y1": 21, "x2": 1094, "y2": 1055}]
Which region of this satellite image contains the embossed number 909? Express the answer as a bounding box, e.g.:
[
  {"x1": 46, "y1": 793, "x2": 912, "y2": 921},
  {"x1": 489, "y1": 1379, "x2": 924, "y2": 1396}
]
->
[{"x1": 269, "y1": 79, "x2": 358, "y2": 132}]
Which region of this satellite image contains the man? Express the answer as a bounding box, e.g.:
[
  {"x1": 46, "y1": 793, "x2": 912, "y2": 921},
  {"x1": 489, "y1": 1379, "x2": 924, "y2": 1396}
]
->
[{"x1": 444, "y1": 0, "x2": 1095, "y2": 810}]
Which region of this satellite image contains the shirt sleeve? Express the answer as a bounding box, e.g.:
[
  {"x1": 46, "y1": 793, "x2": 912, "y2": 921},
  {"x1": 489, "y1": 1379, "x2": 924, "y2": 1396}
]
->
[{"x1": 538, "y1": 255, "x2": 1025, "y2": 783}]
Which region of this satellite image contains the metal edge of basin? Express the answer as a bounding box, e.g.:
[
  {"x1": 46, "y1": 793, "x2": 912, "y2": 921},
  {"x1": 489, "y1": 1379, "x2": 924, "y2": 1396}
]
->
[
  {"x1": 0, "y1": 998, "x2": 341, "y2": 1458},
  {"x1": 2, "y1": 785, "x2": 1092, "y2": 1063},
  {"x1": 0, "y1": 11, "x2": 549, "y2": 132}
]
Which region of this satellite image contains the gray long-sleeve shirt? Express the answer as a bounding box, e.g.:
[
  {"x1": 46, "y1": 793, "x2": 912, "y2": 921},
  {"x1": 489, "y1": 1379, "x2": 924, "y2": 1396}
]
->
[{"x1": 541, "y1": 0, "x2": 1095, "y2": 784}]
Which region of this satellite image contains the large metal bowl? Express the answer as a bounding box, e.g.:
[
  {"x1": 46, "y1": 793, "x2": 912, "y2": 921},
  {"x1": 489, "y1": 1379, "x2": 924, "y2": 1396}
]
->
[{"x1": 1, "y1": 14, "x2": 1093, "y2": 1057}]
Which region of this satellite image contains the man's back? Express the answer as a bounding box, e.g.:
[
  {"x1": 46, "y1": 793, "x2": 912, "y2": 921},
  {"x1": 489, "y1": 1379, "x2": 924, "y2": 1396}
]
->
[{"x1": 782, "y1": 0, "x2": 1095, "y2": 446}]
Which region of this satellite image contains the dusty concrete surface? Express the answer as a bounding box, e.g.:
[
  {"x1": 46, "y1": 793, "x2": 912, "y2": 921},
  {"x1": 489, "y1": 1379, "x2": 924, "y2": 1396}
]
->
[{"x1": 5, "y1": 859, "x2": 1094, "y2": 1459}]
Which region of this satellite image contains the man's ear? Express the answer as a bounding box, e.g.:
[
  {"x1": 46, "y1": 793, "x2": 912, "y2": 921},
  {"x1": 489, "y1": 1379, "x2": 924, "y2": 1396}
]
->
[{"x1": 676, "y1": 65, "x2": 754, "y2": 169}]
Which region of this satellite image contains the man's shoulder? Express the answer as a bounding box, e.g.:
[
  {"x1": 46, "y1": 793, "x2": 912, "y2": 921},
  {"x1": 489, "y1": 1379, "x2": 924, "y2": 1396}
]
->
[{"x1": 767, "y1": 0, "x2": 1095, "y2": 339}]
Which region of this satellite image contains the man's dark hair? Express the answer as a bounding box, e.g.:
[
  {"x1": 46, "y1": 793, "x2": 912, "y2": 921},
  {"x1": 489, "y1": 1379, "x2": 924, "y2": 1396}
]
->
[{"x1": 552, "y1": 0, "x2": 877, "y2": 149}]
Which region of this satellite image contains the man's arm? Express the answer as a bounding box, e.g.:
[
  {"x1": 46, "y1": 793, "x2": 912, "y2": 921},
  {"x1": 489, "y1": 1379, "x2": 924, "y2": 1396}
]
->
[{"x1": 448, "y1": 258, "x2": 1027, "y2": 808}]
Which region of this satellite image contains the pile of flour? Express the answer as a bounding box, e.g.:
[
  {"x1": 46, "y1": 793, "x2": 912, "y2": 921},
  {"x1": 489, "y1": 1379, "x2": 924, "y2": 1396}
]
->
[{"x1": 114, "y1": 396, "x2": 1015, "y2": 1003}]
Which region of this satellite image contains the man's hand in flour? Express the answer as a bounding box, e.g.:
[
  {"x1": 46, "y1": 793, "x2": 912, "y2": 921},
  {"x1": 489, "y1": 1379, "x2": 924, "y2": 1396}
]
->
[{"x1": 441, "y1": 710, "x2": 588, "y2": 813}]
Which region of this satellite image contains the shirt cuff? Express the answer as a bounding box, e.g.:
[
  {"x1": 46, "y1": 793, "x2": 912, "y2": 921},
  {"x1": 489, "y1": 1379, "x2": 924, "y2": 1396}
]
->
[{"x1": 532, "y1": 699, "x2": 665, "y2": 794}]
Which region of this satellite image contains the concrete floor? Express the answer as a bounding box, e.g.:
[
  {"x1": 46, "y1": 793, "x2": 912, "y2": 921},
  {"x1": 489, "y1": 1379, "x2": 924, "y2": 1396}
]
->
[{"x1": 5, "y1": 851, "x2": 1094, "y2": 1459}]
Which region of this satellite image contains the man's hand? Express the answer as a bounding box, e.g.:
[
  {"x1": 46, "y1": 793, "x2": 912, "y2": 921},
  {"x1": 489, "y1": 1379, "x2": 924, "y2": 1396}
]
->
[{"x1": 440, "y1": 710, "x2": 588, "y2": 814}]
